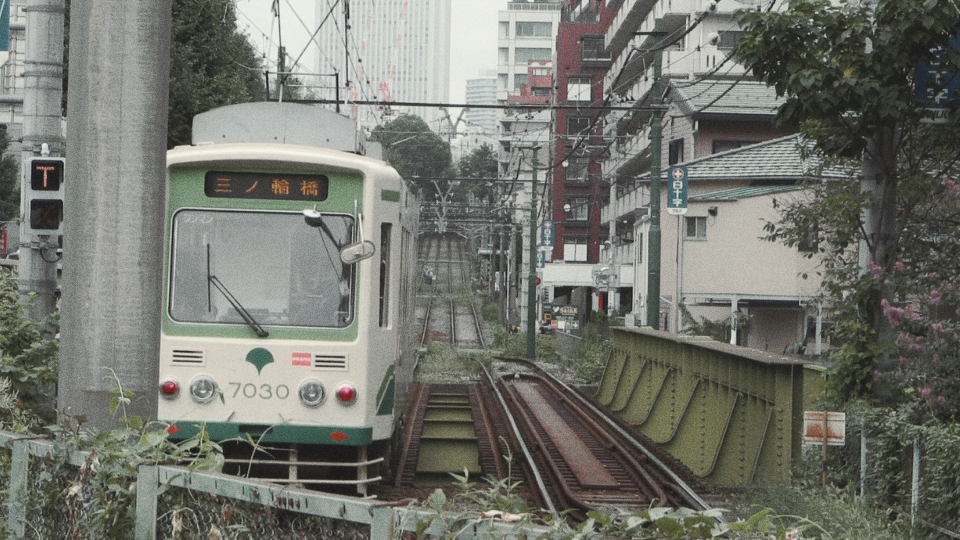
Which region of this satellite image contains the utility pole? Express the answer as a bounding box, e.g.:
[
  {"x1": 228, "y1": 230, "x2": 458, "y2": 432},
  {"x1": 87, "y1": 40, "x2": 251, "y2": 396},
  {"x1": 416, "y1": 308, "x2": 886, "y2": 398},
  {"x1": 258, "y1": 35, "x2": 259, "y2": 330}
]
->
[
  {"x1": 645, "y1": 19, "x2": 664, "y2": 330},
  {"x1": 58, "y1": 1, "x2": 171, "y2": 430},
  {"x1": 526, "y1": 146, "x2": 540, "y2": 360},
  {"x1": 19, "y1": 0, "x2": 66, "y2": 320}
]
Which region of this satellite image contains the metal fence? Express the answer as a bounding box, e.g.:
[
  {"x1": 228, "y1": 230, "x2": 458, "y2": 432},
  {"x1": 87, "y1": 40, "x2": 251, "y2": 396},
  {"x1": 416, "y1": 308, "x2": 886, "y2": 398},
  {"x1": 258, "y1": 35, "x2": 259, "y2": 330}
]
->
[{"x1": 0, "y1": 431, "x2": 539, "y2": 539}]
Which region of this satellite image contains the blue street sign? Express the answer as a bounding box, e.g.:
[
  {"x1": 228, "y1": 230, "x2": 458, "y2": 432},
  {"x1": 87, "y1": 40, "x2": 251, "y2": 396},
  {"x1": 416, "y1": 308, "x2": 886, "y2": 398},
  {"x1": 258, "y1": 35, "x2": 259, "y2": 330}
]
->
[
  {"x1": 667, "y1": 165, "x2": 688, "y2": 215},
  {"x1": 540, "y1": 220, "x2": 554, "y2": 247},
  {"x1": 0, "y1": 1, "x2": 9, "y2": 51},
  {"x1": 915, "y1": 32, "x2": 960, "y2": 124}
]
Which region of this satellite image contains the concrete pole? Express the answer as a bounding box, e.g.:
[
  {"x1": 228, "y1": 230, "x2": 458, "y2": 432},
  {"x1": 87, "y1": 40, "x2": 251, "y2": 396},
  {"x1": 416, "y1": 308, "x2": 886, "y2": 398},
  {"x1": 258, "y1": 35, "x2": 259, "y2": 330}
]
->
[
  {"x1": 58, "y1": 0, "x2": 171, "y2": 430},
  {"x1": 18, "y1": 0, "x2": 65, "y2": 319},
  {"x1": 645, "y1": 19, "x2": 664, "y2": 330},
  {"x1": 526, "y1": 147, "x2": 539, "y2": 360}
]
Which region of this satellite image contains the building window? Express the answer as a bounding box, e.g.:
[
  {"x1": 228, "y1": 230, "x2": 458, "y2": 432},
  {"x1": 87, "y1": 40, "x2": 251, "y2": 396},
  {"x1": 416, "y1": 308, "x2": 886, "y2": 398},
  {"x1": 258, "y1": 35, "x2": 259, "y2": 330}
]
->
[
  {"x1": 563, "y1": 236, "x2": 588, "y2": 262},
  {"x1": 565, "y1": 158, "x2": 589, "y2": 184},
  {"x1": 514, "y1": 74, "x2": 528, "y2": 91},
  {"x1": 685, "y1": 216, "x2": 707, "y2": 240},
  {"x1": 581, "y1": 37, "x2": 607, "y2": 61},
  {"x1": 566, "y1": 75, "x2": 591, "y2": 102},
  {"x1": 515, "y1": 47, "x2": 551, "y2": 64},
  {"x1": 516, "y1": 21, "x2": 552, "y2": 37},
  {"x1": 718, "y1": 31, "x2": 743, "y2": 51},
  {"x1": 798, "y1": 226, "x2": 818, "y2": 253},
  {"x1": 669, "y1": 138, "x2": 684, "y2": 165},
  {"x1": 712, "y1": 139, "x2": 756, "y2": 154},
  {"x1": 565, "y1": 197, "x2": 589, "y2": 221},
  {"x1": 636, "y1": 233, "x2": 643, "y2": 264},
  {"x1": 567, "y1": 116, "x2": 590, "y2": 135}
]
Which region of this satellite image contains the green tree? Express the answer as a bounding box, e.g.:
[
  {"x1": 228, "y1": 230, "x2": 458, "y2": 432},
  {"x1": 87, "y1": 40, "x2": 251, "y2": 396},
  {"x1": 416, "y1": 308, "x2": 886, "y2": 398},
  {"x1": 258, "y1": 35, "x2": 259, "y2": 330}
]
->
[
  {"x1": 370, "y1": 114, "x2": 453, "y2": 195},
  {"x1": 455, "y1": 143, "x2": 498, "y2": 203},
  {"x1": 167, "y1": 0, "x2": 266, "y2": 147},
  {"x1": 0, "y1": 126, "x2": 20, "y2": 222},
  {"x1": 64, "y1": 0, "x2": 266, "y2": 148},
  {"x1": 735, "y1": 0, "x2": 960, "y2": 411}
]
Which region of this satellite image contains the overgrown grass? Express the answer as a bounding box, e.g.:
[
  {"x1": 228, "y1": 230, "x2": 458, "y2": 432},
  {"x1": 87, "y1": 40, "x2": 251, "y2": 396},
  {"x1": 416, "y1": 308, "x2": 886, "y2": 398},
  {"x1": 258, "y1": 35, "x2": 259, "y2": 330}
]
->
[
  {"x1": 416, "y1": 341, "x2": 485, "y2": 383},
  {"x1": 729, "y1": 483, "x2": 908, "y2": 539}
]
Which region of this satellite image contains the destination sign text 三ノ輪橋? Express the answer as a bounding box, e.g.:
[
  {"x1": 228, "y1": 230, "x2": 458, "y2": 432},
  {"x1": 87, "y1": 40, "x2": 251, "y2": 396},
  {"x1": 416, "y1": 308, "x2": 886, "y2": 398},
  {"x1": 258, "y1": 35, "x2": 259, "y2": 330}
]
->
[{"x1": 204, "y1": 171, "x2": 329, "y2": 201}]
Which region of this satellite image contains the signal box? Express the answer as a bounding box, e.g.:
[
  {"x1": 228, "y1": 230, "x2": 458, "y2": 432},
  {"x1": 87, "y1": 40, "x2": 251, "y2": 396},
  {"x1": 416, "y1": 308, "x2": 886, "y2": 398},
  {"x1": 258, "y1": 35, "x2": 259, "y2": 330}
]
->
[{"x1": 24, "y1": 157, "x2": 65, "y2": 235}]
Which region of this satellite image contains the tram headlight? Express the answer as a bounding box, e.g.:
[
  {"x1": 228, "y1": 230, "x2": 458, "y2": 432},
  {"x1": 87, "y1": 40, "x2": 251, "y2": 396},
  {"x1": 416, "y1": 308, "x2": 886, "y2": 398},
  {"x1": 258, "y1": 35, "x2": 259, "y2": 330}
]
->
[
  {"x1": 159, "y1": 378, "x2": 180, "y2": 399},
  {"x1": 188, "y1": 375, "x2": 217, "y2": 403},
  {"x1": 299, "y1": 379, "x2": 326, "y2": 407},
  {"x1": 335, "y1": 383, "x2": 357, "y2": 404}
]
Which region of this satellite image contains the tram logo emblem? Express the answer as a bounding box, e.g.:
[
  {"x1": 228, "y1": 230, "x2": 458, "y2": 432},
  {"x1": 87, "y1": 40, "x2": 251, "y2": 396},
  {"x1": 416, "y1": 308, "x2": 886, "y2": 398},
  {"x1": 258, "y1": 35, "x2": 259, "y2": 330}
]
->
[{"x1": 246, "y1": 347, "x2": 275, "y2": 374}]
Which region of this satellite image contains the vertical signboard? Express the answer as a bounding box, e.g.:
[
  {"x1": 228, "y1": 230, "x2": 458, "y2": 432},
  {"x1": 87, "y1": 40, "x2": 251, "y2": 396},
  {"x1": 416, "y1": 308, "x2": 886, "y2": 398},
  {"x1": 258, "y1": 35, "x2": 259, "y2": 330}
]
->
[
  {"x1": 915, "y1": 32, "x2": 960, "y2": 124},
  {"x1": 0, "y1": 1, "x2": 8, "y2": 52},
  {"x1": 667, "y1": 166, "x2": 688, "y2": 215},
  {"x1": 540, "y1": 219, "x2": 553, "y2": 247}
]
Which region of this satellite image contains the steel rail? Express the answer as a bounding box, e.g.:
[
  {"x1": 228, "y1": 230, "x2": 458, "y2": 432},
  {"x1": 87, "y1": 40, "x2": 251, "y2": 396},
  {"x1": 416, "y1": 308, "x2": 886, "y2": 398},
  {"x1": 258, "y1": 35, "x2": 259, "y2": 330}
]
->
[
  {"x1": 418, "y1": 296, "x2": 432, "y2": 349},
  {"x1": 449, "y1": 299, "x2": 457, "y2": 347},
  {"x1": 479, "y1": 363, "x2": 559, "y2": 519},
  {"x1": 499, "y1": 357, "x2": 713, "y2": 513},
  {"x1": 470, "y1": 304, "x2": 486, "y2": 349},
  {"x1": 498, "y1": 377, "x2": 596, "y2": 518},
  {"x1": 515, "y1": 373, "x2": 672, "y2": 507}
]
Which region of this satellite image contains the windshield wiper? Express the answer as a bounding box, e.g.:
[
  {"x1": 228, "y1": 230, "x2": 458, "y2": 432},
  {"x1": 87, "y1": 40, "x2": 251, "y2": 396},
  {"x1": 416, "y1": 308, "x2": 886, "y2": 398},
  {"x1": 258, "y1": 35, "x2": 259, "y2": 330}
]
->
[{"x1": 206, "y1": 244, "x2": 269, "y2": 338}]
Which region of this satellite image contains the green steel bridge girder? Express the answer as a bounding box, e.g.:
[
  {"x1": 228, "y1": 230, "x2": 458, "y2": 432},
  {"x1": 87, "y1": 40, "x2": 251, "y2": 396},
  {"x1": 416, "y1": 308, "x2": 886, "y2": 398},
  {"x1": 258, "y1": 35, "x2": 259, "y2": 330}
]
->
[{"x1": 595, "y1": 327, "x2": 819, "y2": 486}]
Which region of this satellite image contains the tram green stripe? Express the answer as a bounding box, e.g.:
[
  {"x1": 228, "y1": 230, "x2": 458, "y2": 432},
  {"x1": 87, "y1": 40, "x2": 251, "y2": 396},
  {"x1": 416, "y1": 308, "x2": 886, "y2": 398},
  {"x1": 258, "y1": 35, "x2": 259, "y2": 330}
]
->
[
  {"x1": 168, "y1": 422, "x2": 373, "y2": 446},
  {"x1": 380, "y1": 189, "x2": 400, "y2": 202},
  {"x1": 376, "y1": 365, "x2": 396, "y2": 416}
]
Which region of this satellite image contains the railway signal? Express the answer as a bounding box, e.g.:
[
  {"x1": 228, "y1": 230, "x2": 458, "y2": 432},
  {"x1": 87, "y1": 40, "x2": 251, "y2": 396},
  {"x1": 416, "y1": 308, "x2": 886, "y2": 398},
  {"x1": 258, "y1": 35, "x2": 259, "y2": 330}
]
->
[{"x1": 23, "y1": 157, "x2": 65, "y2": 235}]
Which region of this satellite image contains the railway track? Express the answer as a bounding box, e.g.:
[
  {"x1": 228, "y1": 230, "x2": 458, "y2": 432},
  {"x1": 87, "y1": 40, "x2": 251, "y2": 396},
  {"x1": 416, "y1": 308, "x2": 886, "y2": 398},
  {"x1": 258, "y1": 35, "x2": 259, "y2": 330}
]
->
[
  {"x1": 393, "y1": 383, "x2": 507, "y2": 487},
  {"x1": 416, "y1": 233, "x2": 487, "y2": 349},
  {"x1": 391, "y1": 364, "x2": 709, "y2": 523},
  {"x1": 485, "y1": 358, "x2": 709, "y2": 519}
]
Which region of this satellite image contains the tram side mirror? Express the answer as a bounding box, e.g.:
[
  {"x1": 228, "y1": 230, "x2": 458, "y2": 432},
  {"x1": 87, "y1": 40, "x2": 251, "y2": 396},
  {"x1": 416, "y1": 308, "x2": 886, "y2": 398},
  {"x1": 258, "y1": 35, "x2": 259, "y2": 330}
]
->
[{"x1": 340, "y1": 241, "x2": 376, "y2": 265}]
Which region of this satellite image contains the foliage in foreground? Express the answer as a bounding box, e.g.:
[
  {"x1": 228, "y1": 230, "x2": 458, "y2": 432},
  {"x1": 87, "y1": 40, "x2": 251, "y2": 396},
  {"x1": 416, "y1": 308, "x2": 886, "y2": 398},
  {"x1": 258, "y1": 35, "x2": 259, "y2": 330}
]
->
[
  {"x1": 396, "y1": 469, "x2": 818, "y2": 539},
  {"x1": 20, "y1": 387, "x2": 225, "y2": 539},
  {"x1": 0, "y1": 267, "x2": 59, "y2": 431}
]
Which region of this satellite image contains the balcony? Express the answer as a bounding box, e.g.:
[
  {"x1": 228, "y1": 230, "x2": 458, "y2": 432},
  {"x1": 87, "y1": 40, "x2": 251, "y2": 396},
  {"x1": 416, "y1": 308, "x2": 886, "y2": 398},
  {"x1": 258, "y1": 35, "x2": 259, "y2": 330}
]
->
[{"x1": 601, "y1": 184, "x2": 649, "y2": 225}]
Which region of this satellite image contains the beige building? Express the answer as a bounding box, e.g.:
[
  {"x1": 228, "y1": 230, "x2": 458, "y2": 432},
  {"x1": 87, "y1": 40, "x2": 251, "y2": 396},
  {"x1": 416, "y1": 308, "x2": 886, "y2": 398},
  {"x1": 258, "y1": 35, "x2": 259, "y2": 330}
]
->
[{"x1": 629, "y1": 135, "x2": 855, "y2": 354}]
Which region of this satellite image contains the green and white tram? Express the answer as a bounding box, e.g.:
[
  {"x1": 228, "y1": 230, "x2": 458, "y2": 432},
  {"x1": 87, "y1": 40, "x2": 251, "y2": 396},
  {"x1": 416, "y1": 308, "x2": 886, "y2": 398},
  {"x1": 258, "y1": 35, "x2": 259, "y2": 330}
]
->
[{"x1": 158, "y1": 103, "x2": 418, "y2": 495}]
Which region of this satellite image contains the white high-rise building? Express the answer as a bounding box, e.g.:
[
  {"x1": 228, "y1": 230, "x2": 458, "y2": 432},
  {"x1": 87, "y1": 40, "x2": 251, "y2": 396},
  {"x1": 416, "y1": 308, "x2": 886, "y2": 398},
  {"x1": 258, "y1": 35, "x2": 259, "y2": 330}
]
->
[
  {"x1": 496, "y1": 1, "x2": 561, "y2": 102},
  {"x1": 464, "y1": 77, "x2": 497, "y2": 135},
  {"x1": 313, "y1": 0, "x2": 452, "y2": 132}
]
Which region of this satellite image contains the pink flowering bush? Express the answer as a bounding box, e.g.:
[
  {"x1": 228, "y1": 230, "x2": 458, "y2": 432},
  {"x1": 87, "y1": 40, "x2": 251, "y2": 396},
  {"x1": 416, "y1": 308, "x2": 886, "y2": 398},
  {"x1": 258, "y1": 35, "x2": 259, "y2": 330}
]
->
[{"x1": 872, "y1": 266, "x2": 960, "y2": 423}]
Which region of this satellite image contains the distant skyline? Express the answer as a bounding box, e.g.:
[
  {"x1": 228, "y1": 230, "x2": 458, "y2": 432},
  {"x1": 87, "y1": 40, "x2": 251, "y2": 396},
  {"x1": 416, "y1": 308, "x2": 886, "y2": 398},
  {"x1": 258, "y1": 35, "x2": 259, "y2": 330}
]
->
[{"x1": 233, "y1": 0, "x2": 503, "y2": 106}]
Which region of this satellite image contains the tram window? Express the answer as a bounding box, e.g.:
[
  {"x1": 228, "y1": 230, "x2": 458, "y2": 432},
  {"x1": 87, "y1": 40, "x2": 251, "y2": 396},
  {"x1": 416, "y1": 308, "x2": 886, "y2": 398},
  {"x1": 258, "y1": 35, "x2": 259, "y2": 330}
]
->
[
  {"x1": 379, "y1": 223, "x2": 392, "y2": 328},
  {"x1": 169, "y1": 210, "x2": 355, "y2": 328}
]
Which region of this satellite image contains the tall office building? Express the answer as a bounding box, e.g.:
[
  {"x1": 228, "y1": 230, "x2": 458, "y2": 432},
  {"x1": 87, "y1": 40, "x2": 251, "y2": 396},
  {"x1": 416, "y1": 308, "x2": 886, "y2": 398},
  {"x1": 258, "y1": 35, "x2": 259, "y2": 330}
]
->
[
  {"x1": 464, "y1": 77, "x2": 497, "y2": 135},
  {"x1": 313, "y1": 0, "x2": 451, "y2": 132}
]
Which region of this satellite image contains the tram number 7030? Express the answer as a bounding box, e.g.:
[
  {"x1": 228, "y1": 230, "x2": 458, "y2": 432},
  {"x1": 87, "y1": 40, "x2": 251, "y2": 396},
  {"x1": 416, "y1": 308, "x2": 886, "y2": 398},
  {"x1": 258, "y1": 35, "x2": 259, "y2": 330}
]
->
[{"x1": 228, "y1": 382, "x2": 291, "y2": 400}]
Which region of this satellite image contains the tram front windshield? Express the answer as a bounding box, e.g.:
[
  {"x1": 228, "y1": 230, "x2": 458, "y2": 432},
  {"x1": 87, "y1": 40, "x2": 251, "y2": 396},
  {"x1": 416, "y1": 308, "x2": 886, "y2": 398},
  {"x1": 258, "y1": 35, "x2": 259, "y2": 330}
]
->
[{"x1": 169, "y1": 210, "x2": 355, "y2": 328}]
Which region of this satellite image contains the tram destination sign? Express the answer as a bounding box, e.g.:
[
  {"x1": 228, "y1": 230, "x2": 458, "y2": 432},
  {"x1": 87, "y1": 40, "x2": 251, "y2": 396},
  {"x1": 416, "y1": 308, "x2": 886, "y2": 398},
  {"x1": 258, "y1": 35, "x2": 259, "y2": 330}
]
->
[{"x1": 205, "y1": 171, "x2": 329, "y2": 201}]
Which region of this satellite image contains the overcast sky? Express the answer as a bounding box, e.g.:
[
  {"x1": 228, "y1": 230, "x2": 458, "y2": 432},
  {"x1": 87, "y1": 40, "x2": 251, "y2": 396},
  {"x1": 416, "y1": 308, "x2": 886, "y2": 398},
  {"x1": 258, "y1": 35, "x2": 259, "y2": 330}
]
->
[{"x1": 233, "y1": 0, "x2": 502, "y2": 104}]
